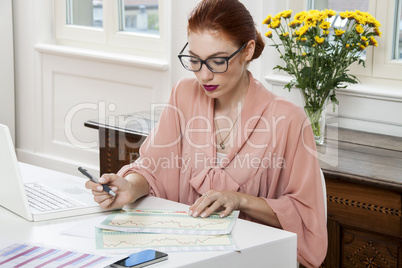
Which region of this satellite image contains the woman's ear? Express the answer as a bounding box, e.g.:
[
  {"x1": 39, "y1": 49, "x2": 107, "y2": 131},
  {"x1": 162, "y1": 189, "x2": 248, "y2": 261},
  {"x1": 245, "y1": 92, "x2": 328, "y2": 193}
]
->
[{"x1": 244, "y1": 40, "x2": 256, "y2": 62}]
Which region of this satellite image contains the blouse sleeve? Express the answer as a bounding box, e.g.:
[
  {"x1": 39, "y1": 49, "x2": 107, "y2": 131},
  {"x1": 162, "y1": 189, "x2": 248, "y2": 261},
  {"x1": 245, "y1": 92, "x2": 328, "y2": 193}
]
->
[{"x1": 265, "y1": 105, "x2": 328, "y2": 268}]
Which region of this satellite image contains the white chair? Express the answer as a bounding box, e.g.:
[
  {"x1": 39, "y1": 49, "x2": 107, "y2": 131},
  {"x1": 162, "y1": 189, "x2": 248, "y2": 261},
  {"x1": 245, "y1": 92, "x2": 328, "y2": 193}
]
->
[
  {"x1": 320, "y1": 168, "x2": 327, "y2": 220},
  {"x1": 298, "y1": 169, "x2": 327, "y2": 267}
]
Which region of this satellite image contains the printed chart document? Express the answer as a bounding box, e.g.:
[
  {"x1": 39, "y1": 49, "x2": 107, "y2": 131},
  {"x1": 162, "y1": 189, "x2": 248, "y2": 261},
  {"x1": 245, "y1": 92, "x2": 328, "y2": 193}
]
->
[
  {"x1": 96, "y1": 228, "x2": 237, "y2": 252},
  {"x1": 98, "y1": 209, "x2": 239, "y2": 235},
  {"x1": 0, "y1": 243, "x2": 118, "y2": 267},
  {"x1": 96, "y1": 209, "x2": 239, "y2": 252}
]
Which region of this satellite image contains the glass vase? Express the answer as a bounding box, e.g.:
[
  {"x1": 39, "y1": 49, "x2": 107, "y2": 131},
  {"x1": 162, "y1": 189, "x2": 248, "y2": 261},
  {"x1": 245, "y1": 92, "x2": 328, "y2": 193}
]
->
[{"x1": 301, "y1": 96, "x2": 329, "y2": 145}]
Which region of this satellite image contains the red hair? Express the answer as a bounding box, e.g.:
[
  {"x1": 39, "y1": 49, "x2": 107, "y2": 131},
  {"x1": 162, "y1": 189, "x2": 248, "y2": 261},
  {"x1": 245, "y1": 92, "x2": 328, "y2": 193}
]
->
[{"x1": 187, "y1": 0, "x2": 264, "y2": 60}]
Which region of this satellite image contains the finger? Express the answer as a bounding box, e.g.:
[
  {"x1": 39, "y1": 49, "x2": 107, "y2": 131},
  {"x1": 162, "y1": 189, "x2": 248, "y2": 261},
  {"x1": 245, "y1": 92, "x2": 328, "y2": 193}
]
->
[
  {"x1": 85, "y1": 180, "x2": 98, "y2": 190},
  {"x1": 99, "y1": 197, "x2": 114, "y2": 209},
  {"x1": 219, "y1": 205, "x2": 233, "y2": 218},
  {"x1": 200, "y1": 200, "x2": 222, "y2": 218},
  {"x1": 188, "y1": 195, "x2": 205, "y2": 215},
  {"x1": 94, "y1": 194, "x2": 113, "y2": 207},
  {"x1": 99, "y1": 173, "x2": 116, "y2": 184},
  {"x1": 191, "y1": 195, "x2": 216, "y2": 218}
]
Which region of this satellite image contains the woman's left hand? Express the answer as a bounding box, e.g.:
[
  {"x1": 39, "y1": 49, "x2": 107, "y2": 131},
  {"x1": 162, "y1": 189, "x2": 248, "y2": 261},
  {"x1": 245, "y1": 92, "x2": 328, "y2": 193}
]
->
[{"x1": 188, "y1": 190, "x2": 244, "y2": 218}]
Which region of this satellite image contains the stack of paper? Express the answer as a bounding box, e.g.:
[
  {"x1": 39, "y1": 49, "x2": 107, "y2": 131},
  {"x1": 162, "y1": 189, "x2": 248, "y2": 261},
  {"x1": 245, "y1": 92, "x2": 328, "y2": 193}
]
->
[{"x1": 95, "y1": 209, "x2": 239, "y2": 252}]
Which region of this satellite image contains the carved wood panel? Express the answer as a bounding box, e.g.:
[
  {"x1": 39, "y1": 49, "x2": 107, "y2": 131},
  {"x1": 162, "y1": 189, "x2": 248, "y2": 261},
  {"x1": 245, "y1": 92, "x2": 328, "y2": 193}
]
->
[{"x1": 341, "y1": 227, "x2": 401, "y2": 267}]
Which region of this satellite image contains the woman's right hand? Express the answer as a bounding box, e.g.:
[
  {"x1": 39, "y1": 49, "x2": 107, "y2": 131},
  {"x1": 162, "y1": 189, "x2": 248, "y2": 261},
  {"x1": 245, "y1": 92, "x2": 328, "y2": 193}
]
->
[{"x1": 85, "y1": 173, "x2": 137, "y2": 210}]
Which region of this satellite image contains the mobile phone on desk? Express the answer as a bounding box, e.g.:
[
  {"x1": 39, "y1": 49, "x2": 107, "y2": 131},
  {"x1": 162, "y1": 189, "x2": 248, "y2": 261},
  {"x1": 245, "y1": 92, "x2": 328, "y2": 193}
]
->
[{"x1": 105, "y1": 250, "x2": 168, "y2": 268}]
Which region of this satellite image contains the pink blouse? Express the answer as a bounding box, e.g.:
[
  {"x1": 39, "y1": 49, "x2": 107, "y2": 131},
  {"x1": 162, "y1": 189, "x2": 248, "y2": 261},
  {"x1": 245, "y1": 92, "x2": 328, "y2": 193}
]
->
[{"x1": 118, "y1": 72, "x2": 327, "y2": 267}]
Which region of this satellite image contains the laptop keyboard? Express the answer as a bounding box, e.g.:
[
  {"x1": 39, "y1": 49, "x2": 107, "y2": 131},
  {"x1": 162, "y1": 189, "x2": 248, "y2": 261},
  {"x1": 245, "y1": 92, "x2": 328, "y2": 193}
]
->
[{"x1": 25, "y1": 183, "x2": 84, "y2": 212}]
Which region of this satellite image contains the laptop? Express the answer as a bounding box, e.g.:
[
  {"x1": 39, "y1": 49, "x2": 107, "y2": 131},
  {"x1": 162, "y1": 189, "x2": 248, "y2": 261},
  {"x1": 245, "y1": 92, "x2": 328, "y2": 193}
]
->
[{"x1": 0, "y1": 123, "x2": 116, "y2": 221}]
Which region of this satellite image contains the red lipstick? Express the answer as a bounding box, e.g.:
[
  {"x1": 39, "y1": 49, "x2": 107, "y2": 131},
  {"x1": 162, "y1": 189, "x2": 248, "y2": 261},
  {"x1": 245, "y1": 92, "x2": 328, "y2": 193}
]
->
[{"x1": 203, "y1": 85, "x2": 219, "y2": 92}]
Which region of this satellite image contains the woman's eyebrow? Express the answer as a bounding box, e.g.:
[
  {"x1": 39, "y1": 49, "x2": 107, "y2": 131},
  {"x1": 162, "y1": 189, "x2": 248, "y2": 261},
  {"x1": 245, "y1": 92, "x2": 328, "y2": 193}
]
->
[{"x1": 188, "y1": 49, "x2": 229, "y2": 58}]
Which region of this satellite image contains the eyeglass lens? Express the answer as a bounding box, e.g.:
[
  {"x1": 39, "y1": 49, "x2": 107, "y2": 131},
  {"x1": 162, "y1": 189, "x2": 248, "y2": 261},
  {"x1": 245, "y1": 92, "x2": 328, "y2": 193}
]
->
[{"x1": 180, "y1": 56, "x2": 228, "y2": 73}]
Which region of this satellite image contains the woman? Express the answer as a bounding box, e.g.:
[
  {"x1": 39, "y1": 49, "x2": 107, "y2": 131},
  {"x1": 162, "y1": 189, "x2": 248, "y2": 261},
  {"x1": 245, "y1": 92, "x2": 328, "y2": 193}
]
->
[{"x1": 86, "y1": 0, "x2": 327, "y2": 266}]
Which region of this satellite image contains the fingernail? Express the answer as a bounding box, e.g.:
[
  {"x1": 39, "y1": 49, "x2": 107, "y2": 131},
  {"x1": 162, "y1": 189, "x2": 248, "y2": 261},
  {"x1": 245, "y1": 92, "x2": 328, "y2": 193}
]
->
[
  {"x1": 97, "y1": 186, "x2": 103, "y2": 191},
  {"x1": 188, "y1": 210, "x2": 193, "y2": 216},
  {"x1": 112, "y1": 187, "x2": 117, "y2": 192},
  {"x1": 99, "y1": 178, "x2": 105, "y2": 183},
  {"x1": 192, "y1": 211, "x2": 199, "y2": 217},
  {"x1": 201, "y1": 212, "x2": 207, "y2": 218}
]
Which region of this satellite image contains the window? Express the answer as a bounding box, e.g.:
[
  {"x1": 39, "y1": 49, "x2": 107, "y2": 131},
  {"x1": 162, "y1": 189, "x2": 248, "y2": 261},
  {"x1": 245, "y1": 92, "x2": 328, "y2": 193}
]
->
[
  {"x1": 308, "y1": 0, "x2": 402, "y2": 80},
  {"x1": 66, "y1": 0, "x2": 103, "y2": 28},
  {"x1": 55, "y1": 0, "x2": 166, "y2": 58},
  {"x1": 394, "y1": 0, "x2": 402, "y2": 59}
]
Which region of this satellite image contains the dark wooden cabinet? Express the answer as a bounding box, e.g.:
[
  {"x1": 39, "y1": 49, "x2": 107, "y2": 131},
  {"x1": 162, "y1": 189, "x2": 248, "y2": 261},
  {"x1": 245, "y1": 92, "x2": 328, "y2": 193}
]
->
[
  {"x1": 324, "y1": 175, "x2": 402, "y2": 267},
  {"x1": 86, "y1": 116, "x2": 402, "y2": 267},
  {"x1": 319, "y1": 129, "x2": 402, "y2": 267}
]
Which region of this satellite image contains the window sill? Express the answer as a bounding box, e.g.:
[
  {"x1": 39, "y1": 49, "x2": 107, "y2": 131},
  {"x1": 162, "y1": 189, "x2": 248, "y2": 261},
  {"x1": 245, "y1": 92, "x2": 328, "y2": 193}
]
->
[
  {"x1": 264, "y1": 74, "x2": 402, "y2": 102},
  {"x1": 34, "y1": 43, "x2": 169, "y2": 71},
  {"x1": 265, "y1": 74, "x2": 402, "y2": 137}
]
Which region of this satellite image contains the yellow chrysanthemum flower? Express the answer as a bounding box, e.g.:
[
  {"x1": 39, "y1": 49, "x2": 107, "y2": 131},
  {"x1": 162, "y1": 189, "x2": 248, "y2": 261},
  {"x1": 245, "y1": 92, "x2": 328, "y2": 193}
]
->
[
  {"x1": 370, "y1": 36, "x2": 378, "y2": 47},
  {"x1": 324, "y1": 9, "x2": 337, "y2": 18},
  {"x1": 305, "y1": 19, "x2": 317, "y2": 27},
  {"x1": 361, "y1": 36, "x2": 367, "y2": 42},
  {"x1": 354, "y1": 15, "x2": 367, "y2": 25},
  {"x1": 315, "y1": 36, "x2": 325, "y2": 44},
  {"x1": 319, "y1": 21, "x2": 331, "y2": 30},
  {"x1": 265, "y1": 31, "x2": 273, "y2": 38},
  {"x1": 295, "y1": 25, "x2": 309, "y2": 36},
  {"x1": 302, "y1": 52, "x2": 307, "y2": 57},
  {"x1": 374, "y1": 27, "x2": 382, "y2": 37},
  {"x1": 294, "y1": 11, "x2": 307, "y2": 21},
  {"x1": 335, "y1": 29, "x2": 345, "y2": 36},
  {"x1": 281, "y1": 10, "x2": 292, "y2": 19},
  {"x1": 368, "y1": 16, "x2": 381, "y2": 27},
  {"x1": 262, "y1": 14, "x2": 272, "y2": 25},
  {"x1": 289, "y1": 20, "x2": 302, "y2": 28},
  {"x1": 359, "y1": 44, "x2": 366, "y2": 50},
  {"x1": 355, "y1": 24, "x2": 364, "y2": 34},
  {"x1": 269, "y1": 19, "x2": 281, "y2": 29},
  {"x1": 339, "y1": 10, "x2": 353, "y2": 20},
  {"x1": 281, "y1": 32, "x2": 290, "y2": 37}
]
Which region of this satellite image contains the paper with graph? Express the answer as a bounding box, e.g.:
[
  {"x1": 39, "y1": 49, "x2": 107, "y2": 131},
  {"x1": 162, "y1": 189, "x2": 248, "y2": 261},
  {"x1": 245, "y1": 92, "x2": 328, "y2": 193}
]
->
[
  {"x1": 95, "y1": 228, "x2": 237, "y2": 251},
  {"x1": 98, "y1": 209, "x2": 239, "y2": 235}
]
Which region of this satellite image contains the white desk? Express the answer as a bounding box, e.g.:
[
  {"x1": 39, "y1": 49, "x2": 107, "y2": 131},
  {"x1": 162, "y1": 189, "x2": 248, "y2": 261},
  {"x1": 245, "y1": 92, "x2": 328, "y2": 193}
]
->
[{"x1": 0, "y1": 194, "x2": 297, "y2": 267}]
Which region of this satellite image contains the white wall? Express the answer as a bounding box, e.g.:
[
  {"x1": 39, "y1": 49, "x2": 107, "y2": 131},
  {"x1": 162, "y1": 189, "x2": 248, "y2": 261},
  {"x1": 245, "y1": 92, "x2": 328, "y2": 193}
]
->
[
  {"x1": 0, "y1": 0, "x2": 15, "y2": 143},
  {"x1": 11, "y1": 0, "x2": 402, "y2": 176}
]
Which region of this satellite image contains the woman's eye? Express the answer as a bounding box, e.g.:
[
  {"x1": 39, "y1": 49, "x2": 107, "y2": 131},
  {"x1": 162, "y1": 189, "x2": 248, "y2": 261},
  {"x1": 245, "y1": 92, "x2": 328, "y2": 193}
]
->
[{"x1": 212, "y1": 59, "x2": 226, "y2": 65}]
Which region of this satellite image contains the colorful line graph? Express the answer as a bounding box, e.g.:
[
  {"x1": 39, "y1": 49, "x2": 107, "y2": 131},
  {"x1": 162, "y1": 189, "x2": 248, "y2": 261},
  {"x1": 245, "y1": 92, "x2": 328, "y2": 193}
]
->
[
  {"x1": 98, "y1": 209, "x2": 239, "y2": 235},
  {"x1": 95, "y1": 228, "x2": 236, "y2": 251},
  {"x1": 0, "y1": 243, "x2": 117, "y2": 268}
]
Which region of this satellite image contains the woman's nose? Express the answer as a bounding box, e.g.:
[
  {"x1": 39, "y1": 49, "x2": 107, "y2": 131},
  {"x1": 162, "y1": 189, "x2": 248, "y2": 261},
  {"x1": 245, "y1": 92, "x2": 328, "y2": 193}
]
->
[{"x1": 198, "y1": 63, "x2": 214, "y2": 81}]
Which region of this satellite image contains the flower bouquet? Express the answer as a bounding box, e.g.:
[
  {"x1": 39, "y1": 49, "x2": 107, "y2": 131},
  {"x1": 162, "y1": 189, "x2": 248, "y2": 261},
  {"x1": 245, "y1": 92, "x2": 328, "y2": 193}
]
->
[{"x1": 263, "y1": 9, "x2": 381, "y2": 144}]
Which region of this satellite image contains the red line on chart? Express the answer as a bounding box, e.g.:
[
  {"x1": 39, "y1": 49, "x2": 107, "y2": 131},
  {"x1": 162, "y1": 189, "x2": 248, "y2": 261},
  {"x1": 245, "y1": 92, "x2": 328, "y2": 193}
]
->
[
  {"x1": 34, "y1": 251, "x2": 73, "y2": 268},
  {"x1": 103, "y1": 234, "x2": 228, "y2": 248},
  {"x1": 14, "y1": 249, "x2": 56, "y2": 268},
  {"x1": 0, "y1": 246, "x2": 39, "y2": 266}
]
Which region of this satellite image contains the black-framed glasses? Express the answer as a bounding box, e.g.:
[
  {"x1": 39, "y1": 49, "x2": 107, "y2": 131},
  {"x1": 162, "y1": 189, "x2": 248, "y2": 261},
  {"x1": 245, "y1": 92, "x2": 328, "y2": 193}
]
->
[{"x1": 178, "y1": 42, "x2": 248, "y2": 73}]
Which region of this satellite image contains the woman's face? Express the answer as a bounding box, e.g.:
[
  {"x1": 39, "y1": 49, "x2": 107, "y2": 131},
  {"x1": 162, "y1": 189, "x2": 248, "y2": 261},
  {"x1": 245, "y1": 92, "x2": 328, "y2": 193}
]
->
[{"x1": 186, "y1": 31, "x2": 253, "y2": 100}]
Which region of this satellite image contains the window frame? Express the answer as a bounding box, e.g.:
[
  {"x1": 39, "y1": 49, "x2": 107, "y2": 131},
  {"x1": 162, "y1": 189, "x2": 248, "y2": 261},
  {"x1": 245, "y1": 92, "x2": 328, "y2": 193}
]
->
[
  {"x1": 372, "y1": 0, "x2": 402, "y2": 79},
  {"x1": 54, "y1": 0, "x2": 168, "y2": 59}
]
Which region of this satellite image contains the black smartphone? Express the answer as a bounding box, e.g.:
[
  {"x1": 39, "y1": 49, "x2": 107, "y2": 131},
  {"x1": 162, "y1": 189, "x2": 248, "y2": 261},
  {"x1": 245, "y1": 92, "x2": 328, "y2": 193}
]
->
[{"x1": 105, "y1": 250, "x2": 168, "y2": 268}]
